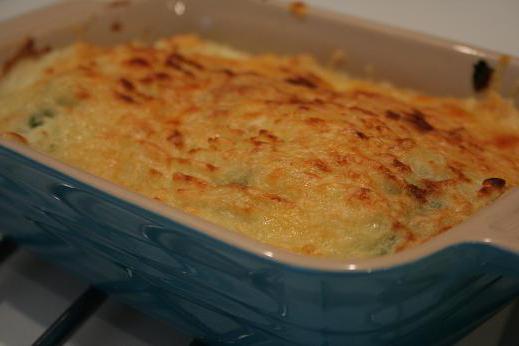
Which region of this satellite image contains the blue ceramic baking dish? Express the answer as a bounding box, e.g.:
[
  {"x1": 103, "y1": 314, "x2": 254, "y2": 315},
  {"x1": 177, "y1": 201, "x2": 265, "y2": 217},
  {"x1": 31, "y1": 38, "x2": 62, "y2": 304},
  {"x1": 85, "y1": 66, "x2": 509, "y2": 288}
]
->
[{"x1": 0, "y1": 1, "x2": 518, "y2": 345}]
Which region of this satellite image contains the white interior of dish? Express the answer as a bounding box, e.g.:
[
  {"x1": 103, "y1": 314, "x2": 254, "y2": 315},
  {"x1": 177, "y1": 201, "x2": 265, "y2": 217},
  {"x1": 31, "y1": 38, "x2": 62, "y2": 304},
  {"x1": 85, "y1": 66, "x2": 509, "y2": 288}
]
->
[{"x1": 0, "y1": 0, "x2": 518, "y2": 271}]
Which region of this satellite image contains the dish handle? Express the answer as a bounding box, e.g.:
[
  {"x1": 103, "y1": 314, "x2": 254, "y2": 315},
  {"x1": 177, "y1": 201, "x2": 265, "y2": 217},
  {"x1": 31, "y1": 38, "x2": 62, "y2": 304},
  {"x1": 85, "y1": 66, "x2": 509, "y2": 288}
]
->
[{"x1": 452, "y1": 188, "x2": 519, "y2": 275}]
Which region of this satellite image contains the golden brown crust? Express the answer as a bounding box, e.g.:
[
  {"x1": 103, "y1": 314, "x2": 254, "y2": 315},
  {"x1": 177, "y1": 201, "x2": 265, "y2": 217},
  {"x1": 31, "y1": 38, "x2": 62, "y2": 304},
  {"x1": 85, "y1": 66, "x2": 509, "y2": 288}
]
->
[{"x1": 1, "y1": 34, "x2": 518, "y2": 259}]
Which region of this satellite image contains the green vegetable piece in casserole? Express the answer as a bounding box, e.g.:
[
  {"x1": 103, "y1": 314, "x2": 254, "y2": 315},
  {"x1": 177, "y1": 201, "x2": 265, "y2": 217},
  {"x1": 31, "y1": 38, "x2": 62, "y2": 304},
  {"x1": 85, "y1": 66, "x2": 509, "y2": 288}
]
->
[{"x1": 28, "y1": 108, "x2": 55, "y2": 128}]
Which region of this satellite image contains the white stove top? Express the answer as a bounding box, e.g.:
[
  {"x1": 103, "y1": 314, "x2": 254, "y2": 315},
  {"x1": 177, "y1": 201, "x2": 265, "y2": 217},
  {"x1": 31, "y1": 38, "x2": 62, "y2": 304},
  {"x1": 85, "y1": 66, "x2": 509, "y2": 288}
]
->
[{"x1": 0, "y1": 1, "x2": 518, "y2": 345}]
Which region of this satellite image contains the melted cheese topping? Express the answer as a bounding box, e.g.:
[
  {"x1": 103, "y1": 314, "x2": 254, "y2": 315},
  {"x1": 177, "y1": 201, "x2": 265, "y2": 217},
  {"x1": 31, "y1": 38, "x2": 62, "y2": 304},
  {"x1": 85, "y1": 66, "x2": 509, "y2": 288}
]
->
[{"x1": 1, "y1": 35, "x2": 518, "y2": 259}]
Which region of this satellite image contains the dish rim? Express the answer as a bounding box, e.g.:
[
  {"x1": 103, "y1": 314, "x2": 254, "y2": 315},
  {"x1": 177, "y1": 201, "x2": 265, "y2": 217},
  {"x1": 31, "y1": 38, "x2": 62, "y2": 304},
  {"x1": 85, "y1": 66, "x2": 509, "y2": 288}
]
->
[{"x1": 0, "y1": 0, "x2": 518, "y2": 273}]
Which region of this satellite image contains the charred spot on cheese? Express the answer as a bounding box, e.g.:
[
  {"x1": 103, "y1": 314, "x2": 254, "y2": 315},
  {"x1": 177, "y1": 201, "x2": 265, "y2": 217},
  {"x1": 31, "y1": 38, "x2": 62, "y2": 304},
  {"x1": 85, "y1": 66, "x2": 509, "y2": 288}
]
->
[
  {"x1": 172, "y1": 53, "x2": 204, "y2": 70},
  {"x1": 218, "y1": 68, "x2": 236, "y2": 77},
  {"x1": 355, "y1": 131, "x2": 368, "y2": 140},
  {"x1": 406, "y1": 183, "x2": 428, "y2": 203},
  {"x1": 258, "y1": 129, "x2": 276, "y2": 138},
  {"x1": 167, "y1": 129, "x2": 184, "y2": 149},
  {"x1": 206, "y1": 163, "x2": 218, "y2": 172},
  {"x1": 114, "y1": 91, "x2": 135, "y2": 103},
  {"x1": 154, "y1": 72, "x2": 171, "y2": 80},
  {"x1": 405, "y1": 109, "x2": 434, "y2": 132},
  {"x1": 392, "y1": 159, "x2": 411, "y2": 173},
  {"x1": 110, "y1": 21, "x2": 123, "y2": 32},
  {"x1": 312, "y1": 159, "x2": 332, "y2": 172},
  {"x1": 473, "y1": 59, "x2": 494, "y2": 92},
  {"x1": 285, "y1": 76, "x2": 317, "y2": 89},
  {"x1": 493, "y1": 134, "x2": 519, "y2": 149},
  {"x1": 0, "y1": 34, "x2": 518, "y2": 260},
  {"x1": 173, "y1": 172, "x2": 208, "y2": 188},
  {"x1": 119, "y1": 77, "x2": 135, "y2": 91},
  {"x1": 165, "y1": 54, "x2": 194, "y2": 76},
  {"x1": 385, "y1": 110, "x2": 401, "y2": 120},
  {"x1": 165, "y1": 52, "x2": 203, "y2": 76},
  {"x1": 126, "y1": 57, "x2": 150, "y2": 67}
]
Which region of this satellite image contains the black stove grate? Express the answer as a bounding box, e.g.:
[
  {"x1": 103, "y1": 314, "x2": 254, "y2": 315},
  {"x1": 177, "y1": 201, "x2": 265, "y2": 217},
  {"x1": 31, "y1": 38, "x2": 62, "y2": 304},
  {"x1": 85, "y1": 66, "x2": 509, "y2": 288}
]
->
[
  {"x1": 0, "y1": 237, "x2": 207, "y2": 346},
  {"x1": 0, "y1": 237, "x2": 18, "y2": 264},
  {"x1": 32, "y1": 286, "x2": 107, "y2": 346}
]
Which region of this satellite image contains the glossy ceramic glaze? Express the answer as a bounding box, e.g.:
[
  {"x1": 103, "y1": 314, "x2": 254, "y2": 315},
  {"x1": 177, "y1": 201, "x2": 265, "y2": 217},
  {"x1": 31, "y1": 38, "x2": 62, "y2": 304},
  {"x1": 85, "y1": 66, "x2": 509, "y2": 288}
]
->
[{"x1": 0, "y1": 1, "x2": 518, "y2": 345}]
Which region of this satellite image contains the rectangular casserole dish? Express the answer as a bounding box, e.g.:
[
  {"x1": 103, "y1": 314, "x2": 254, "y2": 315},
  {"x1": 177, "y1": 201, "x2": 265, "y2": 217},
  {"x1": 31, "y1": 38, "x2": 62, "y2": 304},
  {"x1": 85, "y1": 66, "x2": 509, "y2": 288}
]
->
[{"x1": 0, "y1": 1, "x2": 518, "y2": 345}]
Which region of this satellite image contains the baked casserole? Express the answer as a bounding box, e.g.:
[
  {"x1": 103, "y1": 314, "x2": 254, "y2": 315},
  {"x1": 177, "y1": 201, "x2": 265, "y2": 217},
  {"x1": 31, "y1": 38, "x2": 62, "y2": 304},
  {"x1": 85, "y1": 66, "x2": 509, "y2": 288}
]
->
[{"x1": 1, "y1": 35, "x2": 518, "y2": 259}]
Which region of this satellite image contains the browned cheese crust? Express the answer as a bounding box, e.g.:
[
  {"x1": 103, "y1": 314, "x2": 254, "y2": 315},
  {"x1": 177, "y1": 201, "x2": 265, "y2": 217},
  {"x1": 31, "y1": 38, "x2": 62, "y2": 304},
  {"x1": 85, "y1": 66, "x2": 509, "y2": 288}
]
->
[{"x1": 1, "y1": 35, "x2": 518, "y2": 258}]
